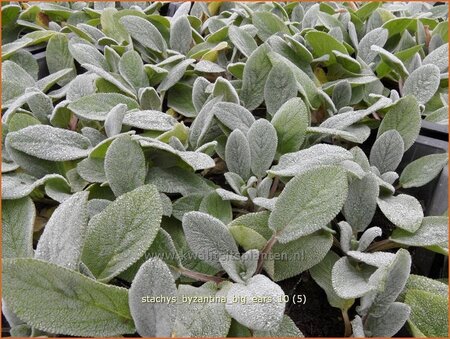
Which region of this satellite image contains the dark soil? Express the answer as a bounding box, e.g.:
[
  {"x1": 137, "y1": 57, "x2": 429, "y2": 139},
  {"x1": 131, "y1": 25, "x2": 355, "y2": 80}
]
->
[{"x1": 279, "y1": 272, "x2": 345, "y2": 337}]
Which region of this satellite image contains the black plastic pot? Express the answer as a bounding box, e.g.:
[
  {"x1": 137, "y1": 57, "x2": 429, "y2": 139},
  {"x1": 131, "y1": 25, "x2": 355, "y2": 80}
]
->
[
  {"x1": 32, "y1": 50, "x2": 49, "y2": 79},
  {"x1": 24, "y1": 44, "x2": 46, "y2": 54},
  {"x1": 398, "y1": 135, "x2": 448, "y2": 216},
  {"x1": 397, "y1": 135, "x2": 448, "y2": 278},
  {"x1": 420, "y1": 120, "x2": 448, "y2": 142}
]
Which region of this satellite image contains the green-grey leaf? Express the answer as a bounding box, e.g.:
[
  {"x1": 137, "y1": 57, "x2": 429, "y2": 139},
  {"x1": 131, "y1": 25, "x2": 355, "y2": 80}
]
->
[
  {"x1": 77, "y1": 157, "x2": 106, "y2": 183},
  {"x1": 377, "y1": 194, "x2": 423, "y2": 232},
  {"x1": 264, "y1": 60, "x2": 298, "y2": 116},
  {"x1": 371, "y1": 45, "x2": 409, "y2": 79},
  {"x1": 6, "y1": 125, "x2": 91, "y2": 161},
  {"x1": 402, "y1": 274, "x2": 448, "y2": 300},
  {"x1": 120, "y1": 15, "x2": 166, "y2": 54},
  {"x1": 175, "y1": 282, "x2": 232, "y2": 337},
  {"x1": 310, "y1": 251, "x2": 354, "y2": 310},
  {"x1": 195, "y1": 60, "x2": 226, "y2": 73},
  {"x1": 343, "y1": 173, "x2": 379, "y2": 233},
  {"x1": 170, "y1": 15, "x2": 192, "y2": 55},
  {"x1": 423, "y1": 43, "x2": 448, "y2": 72},
  {"x1": 307, "y1": 126, "x2": 371, "y2": 144},
  {"x1": 8, "y1": 49, "x2": 39, "y2": 81},
  {"x1": 68, "y1": 93, "x2": 139, "y2": 121},
  {"x1": 320, "y1": 97, "x2": 391, "y2": 130},
  {"x1": 25, "y1": 89, "x2": 53, "y2": 123},
  {"x1": 332, "y1": 257, "x2": 375, "y2": 299},
  {"x1": 365, "y1": 302, "x2": 411, "y2": 337},
  {"x1": 172, "y1": 194, "x2": 204, "y2": 221},
  {"x1": 119, "y1": 50, "x2": 149, "y2": 90},
  {"x1": 1, "y1": 173, "x2": 69, "y2": 200},
  {"x1": 338, "y1": 221, "x2": 353, "y2": 253},
  {"x1": 332, "y1": 80, "x2": 351, "y2": 110},
  {"x1": 225, "y1": 129, "x2": 252, "y2": 180},
  {"x1": 225, "y1": 274, "x2": 285, "y2": 331},
  {"x1": 2, "y1": 37, "x2": 33, "y2": 59},
  {"x1": 425, "y1": 106, "x2": 448, "y2": 124},
  {"x1": 370, "y1": 130, "x2": 404, "y2": 174},
  {"x1": 228, "y1": 25, "x2": 257, "y2": 58},
  {"x1": 219, "y1": 254, "x2": 246, "y2": 284},
  {"x1": 68, "y1": 42, "x2": 108, "y2": 70},
  {"x1": 82, "y1": 63, "x2": 136, "y2": 98},
  {"x1": 240, "y1": 249, "x2": 259, "y2": 281},
  {"x1": 36, "y1": 68, "x2": 73, "y2": 94},
  {"x1": 403, "y1": 64, "x2": 440, "y2": 105},
  {"x1": 146, "y1": 167, "x2": 212, "y2": 196},
  {"x1": 100, "y1": 8, "x2": 129, "y2": 44},
  {"x1": 189, "y1": 96, "x2": 220, "y2": 148},
  {"x1": 157, "y1": 59, "x2": 195, "y2": 92},
  {"x1": 252, "y1": 11, "x2": 289, "y2": 41},
  {"x1": 305, "y1": 30, "x2": 348, "y2": 65},
  {"x1": 367, "y1": 249, "x2": 412, "y2": 316},
  {"x1": 213, "y1": 102, "x2": 255, "y2": 133},
  {"x1": 270, "y1": 230, "x2": 333, "y2": 281},
  {"x1": 216, "y1": 188, "x2": 248, "y2": 202},
  {"x1": 271, "y1": 97, "x2": 309, "y2": 155},
  {"x1": 192, "y1": 77, "x2": 210, "y2": 113},
  {"x1": 247, "y1": 119, "x2": 277, "y2": 178},
  {"x1": 129, "y1": 258, "x2": 177, "y2": 337},
  {"x1": 67, "y1": 73, "x2": 97, "y2": 101},
  {"x1": 82, "y1": 184, "x2": 162, "y2": 281},
  {"x1": 241, "y1": 44, "x2": 273, "y2": 110},
  {"x1": 269, "y1": 166, "x2": 348, "y2": 243},
  {"x1": 2, "y1": 197, "x2": 35, "y2": 258},
  {"x1": 2, "y1": 258, "x2": 135, "y2": 336},
  {"x1": 2, "y1": 60, "x2": 35, "y2": 106},
  {"x1": 400, "y1": 153, "x2": 448, "y2": 188},
  {"x1": 199, "y1": 191, "x2": 233, "y2": 224},
  {"x1": 268, "y1": 144, "x2": 352, "y2": 178},
  {"x1": 253, "y1": 315, "x2": 304, "y2": 337},
  {"x1": 46, "y1": 33, "x2": 75, "y2": 86},
  {"x1": 104, "y1": 135, "x2": 146, "y2": 197},
  {"x1": 123, "y1": 110, "x2": 177, "y2": 131},
  {"x1": 138, "y1": 137, "x2": 215, "y2": 171},
  {"x1": 229, "y1": 211, "x2": 272, "y2": 251},
  {"x1": 405, "y1": 289, "x2": 448, "y2": 338},
  {"x1": 390, "y1": 216, "x2": 448, "y2": 247},
  {"x1": 213, "y1": 77, "x2": 239, "y2": 104},
  {"x1": 346, "y1": 251, "x2": 396, "y2": 268},
  {"x1": 103, "y1": 103, "x2": 127, "y2": 137},
  {"x1": 351, "y1": 316, "x2": 365, "y2": 337},
  {"x1": 377, "y1": 95, "x2": 420, "y2": 151},
  {"x1": 35, "y1": 192, "x2": 88, "y2": 269},
  {"x1": 357, "y1": 227, "x2": 382, "y2": 252},
  {"x1": 182, "y1": 211, "x2": 239, "y2": 269}
]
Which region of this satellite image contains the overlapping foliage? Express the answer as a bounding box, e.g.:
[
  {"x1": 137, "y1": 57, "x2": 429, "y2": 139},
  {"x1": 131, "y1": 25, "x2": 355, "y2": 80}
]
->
[{"x1": 1, "y1": 1, "x2": 449, "y2": 338}]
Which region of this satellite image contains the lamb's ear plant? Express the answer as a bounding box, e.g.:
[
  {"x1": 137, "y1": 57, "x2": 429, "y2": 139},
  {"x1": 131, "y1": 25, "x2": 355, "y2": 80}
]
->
[{"x1": 1, "y1": 1, "x2": 448, "y2": 338}]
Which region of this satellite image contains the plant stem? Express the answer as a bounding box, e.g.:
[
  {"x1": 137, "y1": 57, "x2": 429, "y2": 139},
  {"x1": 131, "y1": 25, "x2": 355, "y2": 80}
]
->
[
  {"x1": 424, "y1": 25, "x2": 431, "y2": 50},
  {"x1": 333, "y1": 236, "x2": 347, "y2": 256},
  {"x1": 178, "y1": 267, "x2": 225, "y2": 284},
  {"x1": 342, "y1": 308, "x2": 352, "y2": 337},
  {"x1": 347, "y1": 2, "x2": 358, "y2": 11},
  {"x1": 255, "y1": 233, "x2": 278, "y2": 274},
  {"x1": 333, "y1": 236, "x2": 341, "y2": 249},
  {"x1": 398, "y1": 77, "x2": 404, "y2": 95},
  {"x1": 366, "y1": 239, "x2": 402, "y2": 252},
  {"x1": 232, "y1": 208, "x2": 250, "y2": 215},
  {"x1": 269, "y1": 177, "x2": 279, "y2": 198}
]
